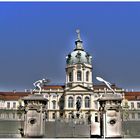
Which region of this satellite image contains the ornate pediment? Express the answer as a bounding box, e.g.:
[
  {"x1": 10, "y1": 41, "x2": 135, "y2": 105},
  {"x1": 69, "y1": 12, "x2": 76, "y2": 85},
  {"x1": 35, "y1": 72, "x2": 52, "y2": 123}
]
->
[{"x1": 65, "y1": 85, "x2": 93, "y2": 92}]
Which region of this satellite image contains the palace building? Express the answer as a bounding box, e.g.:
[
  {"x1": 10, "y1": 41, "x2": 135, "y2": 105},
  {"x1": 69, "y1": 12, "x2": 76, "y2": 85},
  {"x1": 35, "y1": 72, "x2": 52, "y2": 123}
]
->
[{"x1": 0, "y1": 30, "x2": 125, "y2": 121}]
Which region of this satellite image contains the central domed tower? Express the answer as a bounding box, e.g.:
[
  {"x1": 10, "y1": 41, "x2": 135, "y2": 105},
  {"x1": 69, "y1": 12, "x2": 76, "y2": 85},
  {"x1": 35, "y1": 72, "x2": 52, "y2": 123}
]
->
[{"x1": 65, "y1": 30, "x2": 93, "y2": 89}]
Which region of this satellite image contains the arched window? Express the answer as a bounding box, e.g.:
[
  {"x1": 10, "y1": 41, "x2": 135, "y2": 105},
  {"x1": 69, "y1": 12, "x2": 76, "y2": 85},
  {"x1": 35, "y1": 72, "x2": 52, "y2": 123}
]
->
[
  {"x1": 52, "y1": 100, "x2": 56, "y2": 109},
  {"x1": 77, "y1": 71, "x2": 82, "y2": 81},
  {"x1": 69, "y1": 72, "x2": 73, "y2": 82},
  {"x1": 85, "y1": 96, "x2": 90, "y2": 108},
  {"x1": 86, "y1": 71, "x2": 89, "y2": 81},
  {"x1": 68, "y1": 97, "x2": 74, "y2": 108}
]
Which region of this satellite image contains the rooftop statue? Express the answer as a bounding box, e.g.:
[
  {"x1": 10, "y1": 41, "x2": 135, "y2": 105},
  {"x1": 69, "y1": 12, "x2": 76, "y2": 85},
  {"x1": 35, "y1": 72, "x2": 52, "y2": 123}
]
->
[{"x1": 33, "y1": 78, "x2": 49, "y2": 94}]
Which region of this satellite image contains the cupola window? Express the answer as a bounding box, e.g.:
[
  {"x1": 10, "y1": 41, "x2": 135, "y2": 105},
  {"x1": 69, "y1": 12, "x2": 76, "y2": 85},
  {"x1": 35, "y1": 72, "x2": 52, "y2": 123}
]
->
[
  {"x1": 77, "y1": 70, "x2": 82, "y2": 81},
  {"x1": 68, "y1": 97, "x2": 74, "y2": 108},
  {"x1": 69, "y1": 72, "x2": 73, "y2": 82},
  {"x1": 86, "y1": 71, "x2": 89, "y2": 81}
]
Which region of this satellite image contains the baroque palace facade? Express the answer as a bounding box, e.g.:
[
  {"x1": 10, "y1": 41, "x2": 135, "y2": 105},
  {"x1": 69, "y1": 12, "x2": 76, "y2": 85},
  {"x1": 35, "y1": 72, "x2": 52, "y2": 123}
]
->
[{"x1": 0, "y1": 30, "x2": 139, "y2": 122}]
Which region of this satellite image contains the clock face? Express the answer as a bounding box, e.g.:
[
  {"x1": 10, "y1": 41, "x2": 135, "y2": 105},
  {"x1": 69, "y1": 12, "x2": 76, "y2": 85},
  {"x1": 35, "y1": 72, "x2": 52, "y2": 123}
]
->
[{"x1": 77, "y1": 64, "x2": 81, "y2": 69}]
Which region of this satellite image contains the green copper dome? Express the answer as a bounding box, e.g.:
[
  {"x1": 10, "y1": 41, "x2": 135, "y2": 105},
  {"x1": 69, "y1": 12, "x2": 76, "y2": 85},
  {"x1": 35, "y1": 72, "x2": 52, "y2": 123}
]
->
[
  {"x1": 66, "y1": 29, "x2": 92, "y2": 65},
  {"x1": 66, "y1": 50, "x2": 92, "y2": 65}
]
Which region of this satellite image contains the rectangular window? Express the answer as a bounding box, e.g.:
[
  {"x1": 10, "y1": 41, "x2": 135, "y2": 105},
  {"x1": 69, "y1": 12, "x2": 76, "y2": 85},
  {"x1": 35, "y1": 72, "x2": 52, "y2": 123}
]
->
[
  {"x1": 138, "y1": 113, "x2": 140, "y2": 119},
  {"x1": 69, "y1": 72, "x2": 73, "y2": 82},
  {"x1": 19, "y1": 114, "x2": 22, "y2": 119},
  {"x1": 13, "y1": 102, "x2": 16, "y2": 108},
  {"x1": 132, "y1": 113, "x2": 135, "y2": 119},
  {"x1": 52, "y1": 113, "x2": 56, "y2": 119},
  {"x1": 77, "y1": 71, "x2": 81, "y2": 81},
  {"x1": 13, "y1": 113, "x2": 15, "y2": 119},
  {"x1": 95, "y1": 115, "x2": 98, "y2": 122},
  {"x1": 137, "y1": 102, "x2": 140, "y2": 109},
  {"x1": 7, "y1": 113, "x2": 9, "y2": 119},
  {"x1": 131, "y1": 102, "x2": 134, "y2": 109},
  {"x1": 52, "y1": 101, "x2": 56, "y2": 109},
  {"x1": 7, "y1": 102, "x2": 10, "y2": 109}
]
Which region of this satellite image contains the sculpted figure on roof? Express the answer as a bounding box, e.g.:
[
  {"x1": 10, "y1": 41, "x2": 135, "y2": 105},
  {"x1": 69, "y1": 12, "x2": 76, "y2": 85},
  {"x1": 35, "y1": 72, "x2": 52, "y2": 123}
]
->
[{"x1": 33, "y1": 78, "x2": 49, "y2": 94}]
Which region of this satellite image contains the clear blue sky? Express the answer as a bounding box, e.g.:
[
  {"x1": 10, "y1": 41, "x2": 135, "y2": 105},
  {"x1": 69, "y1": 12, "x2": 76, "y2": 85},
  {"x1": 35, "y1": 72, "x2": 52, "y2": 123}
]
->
[{"x1": 0, "y1": 2, "x2": 140, "y2": 91}]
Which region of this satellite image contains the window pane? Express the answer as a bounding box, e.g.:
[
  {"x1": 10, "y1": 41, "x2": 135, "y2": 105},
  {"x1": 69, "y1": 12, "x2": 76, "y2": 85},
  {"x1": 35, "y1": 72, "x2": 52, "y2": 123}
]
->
[
  {"x1": 137, "y1": 102, "x2": 140, "y2": 109},
  {"x1": 13, "y1": 102, "x2": 16, "y2": 108},
  {"x1": 77, "y1": 71, "x2": 81, "y2": 81},
  {"x1": 85, "y1": 97, "x2": 90, "y2": 108},
  {"x1": 69, "y1": 72, "x2": 73, "y2": 82},
  {"x1": 132, "y1": 113, "x2": 135, "y2": 119},
  {"x1": 52, "y1": 113, "x2": 56, "y2": 119},
  {"x1": 86, "y1": 71, "x2": 89, "y2": 81},
  {"x1": 68, "y1": 97, "x2": 74, "y2": 108},
  {"x1": 131, "y1": 102, "x2": 134, "y2": 109},
  {"x1": 7, "y1": 102, "x2": 10, "y2": 109},
  {"x1": 52, "y1": 101, "x2": 56, "y2": 109},
  {"x1": 138, "y1": 113, "x2": 140, "y2": 119}
]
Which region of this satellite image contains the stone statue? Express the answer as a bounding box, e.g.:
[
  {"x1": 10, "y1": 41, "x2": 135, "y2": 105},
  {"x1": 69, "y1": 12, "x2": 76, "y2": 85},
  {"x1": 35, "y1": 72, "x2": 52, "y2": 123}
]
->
[
  {"x1": 66, "y1": 54, "x2": 71, "y2": 64},
  {"x1": 33, "y1": 78, "x2": 49, "y2": 94},
  {"x1": 76, "y1": 99, "x2": 81, "y2": 111}
]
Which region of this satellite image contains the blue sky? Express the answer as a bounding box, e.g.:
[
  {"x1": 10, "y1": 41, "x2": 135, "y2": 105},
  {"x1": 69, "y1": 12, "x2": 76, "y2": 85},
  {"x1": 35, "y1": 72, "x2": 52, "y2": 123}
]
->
[{"x1": 0, "y1": 2, "x2": 140, "y2": 91}]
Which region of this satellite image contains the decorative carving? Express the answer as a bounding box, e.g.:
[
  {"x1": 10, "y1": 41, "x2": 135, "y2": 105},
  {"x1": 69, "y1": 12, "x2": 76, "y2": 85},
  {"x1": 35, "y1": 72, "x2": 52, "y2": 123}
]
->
[
  {"x1": 86, "y1": 53, "x2": 90, "y2": 64},
  {"x1": 76, "y1": 51, "x2": 81, "y2": 63},
  {"x1": 66, "y1": 54, "x2": 71, "y2": 64}
]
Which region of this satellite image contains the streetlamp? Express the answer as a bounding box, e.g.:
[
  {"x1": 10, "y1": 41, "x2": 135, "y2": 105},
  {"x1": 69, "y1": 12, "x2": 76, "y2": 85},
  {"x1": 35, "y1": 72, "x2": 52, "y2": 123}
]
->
[
  {"x1": 96, "y1": 77, "x2": 116, "y2": 94},
  {"x1": 96, "y1": 76, "x2": 123, "y2": 138},
  {"x1": 96, "y1": 76, "x2": 115, "y2": 138}
]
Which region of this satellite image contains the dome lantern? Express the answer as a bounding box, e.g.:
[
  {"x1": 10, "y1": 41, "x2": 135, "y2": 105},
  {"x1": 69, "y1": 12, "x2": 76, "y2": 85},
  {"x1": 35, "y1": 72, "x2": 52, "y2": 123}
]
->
[{"x1": 74, "y1": 29, "x2": 84, "y2": 51}]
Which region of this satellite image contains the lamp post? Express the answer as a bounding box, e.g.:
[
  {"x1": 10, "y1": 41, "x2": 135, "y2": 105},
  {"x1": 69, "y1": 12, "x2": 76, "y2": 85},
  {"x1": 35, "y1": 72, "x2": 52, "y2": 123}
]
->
[
  {"x1": 96, "y1": 76, "x2": 114, "y2": 138},
  {"x1": 96, "y1": 76, "x2": 123, "y2": 138},
  {"x1": 96, "y1": 76, "x2": 115, "y2": 138},
  {"x1": 96, "y1": 77, "x2": 116, "y2": 94}
]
